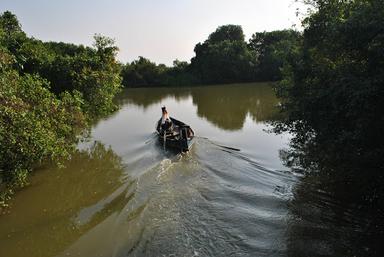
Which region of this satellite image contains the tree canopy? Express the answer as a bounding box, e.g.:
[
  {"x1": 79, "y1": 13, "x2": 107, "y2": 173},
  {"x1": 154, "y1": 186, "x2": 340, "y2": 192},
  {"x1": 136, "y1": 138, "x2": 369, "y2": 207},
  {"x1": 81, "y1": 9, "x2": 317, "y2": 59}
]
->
[{"x1": 121, "y1": 25, "x2": 301, "y2": 87}]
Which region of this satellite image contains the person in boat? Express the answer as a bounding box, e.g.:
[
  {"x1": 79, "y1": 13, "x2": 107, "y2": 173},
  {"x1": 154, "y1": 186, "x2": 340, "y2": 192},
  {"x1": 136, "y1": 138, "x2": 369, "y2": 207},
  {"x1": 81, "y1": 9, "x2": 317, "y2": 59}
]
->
[{"x1": 160, "y1": 106, "x2": 173, "y2": 133}]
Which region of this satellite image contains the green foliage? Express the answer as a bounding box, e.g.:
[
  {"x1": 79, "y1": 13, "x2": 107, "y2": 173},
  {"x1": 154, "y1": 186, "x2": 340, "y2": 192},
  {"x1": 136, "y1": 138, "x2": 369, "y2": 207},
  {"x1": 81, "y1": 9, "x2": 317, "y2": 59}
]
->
[
  {"x1": 248, "y1": 30, "x2": 302, "y2": 81},
  {"x1": 275, "y1": 0, "x2": 384, "y2": 203},
  {"x1": 121, "y1": 57, "x2": 198, "y2": 87},
  {"x1": 207, "y1": 25, "x2": 245, "y2": 43},
  {"x1": 0, "y1": 11, "x2": 27, "y2": 71},
  {"x1": 0, "y1": 70, "x2": 85, "y2": 190},
  {"x1": 71, "y1": 35, "x2": 122, "y2": 118},
  {"x1": 0, "y1": 11, "x2": 22, "y2": 36},
  {"x1": 120, "y1": 25, "x2": 301, "y2": 87},
  {"x1": 191, "y1": 25, "x2": 254, "y2": 84},
  {"x1": 19, "y1": 38, "x2": 56, "y2": 74},
  {"x1": 188, "y1": 26, "x2": 300, "y2": 84},
  {"x1": 22, "y1": 35, "x2": 122, "y2": 117},
  {"x1": 191, "y1": 40, "x2": 254, "y2": 84},
  {"x1": 165, "y1": 59, "x2": 199, "y2": 86},
  {"x1": 0, "y1": 11, "x2": 122, "y2": 207},
  {"x1": 121, "y1": 56, "x2": 167, "y2": 87}
]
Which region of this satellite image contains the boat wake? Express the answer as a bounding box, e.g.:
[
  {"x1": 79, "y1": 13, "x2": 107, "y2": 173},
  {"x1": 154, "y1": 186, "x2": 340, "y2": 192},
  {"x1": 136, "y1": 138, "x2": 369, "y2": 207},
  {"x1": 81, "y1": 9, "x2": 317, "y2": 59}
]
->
[{"x1": 55, "y1": 137, "x2": 298, "y2": 257}]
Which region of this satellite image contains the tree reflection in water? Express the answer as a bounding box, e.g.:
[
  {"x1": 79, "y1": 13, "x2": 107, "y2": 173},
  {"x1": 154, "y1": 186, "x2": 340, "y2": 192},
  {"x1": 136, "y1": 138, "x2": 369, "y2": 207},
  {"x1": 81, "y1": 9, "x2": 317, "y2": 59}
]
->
[
  {"x1": 280, "y1": 149, "x2": 384, "y2": 257},
  {"x1": 120, "y1": 82, "x2": 280, "y2": 131},
  {"x1": 0, "y1": 141, "x2": 130, "y2": 257}
]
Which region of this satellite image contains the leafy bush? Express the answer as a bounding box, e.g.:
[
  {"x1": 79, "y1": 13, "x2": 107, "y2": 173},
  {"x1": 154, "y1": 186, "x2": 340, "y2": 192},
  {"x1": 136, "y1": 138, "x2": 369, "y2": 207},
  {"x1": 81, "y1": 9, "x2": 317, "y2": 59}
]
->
[
  {"x1": 0, "y1": 11, "x2": 122, "y2": 207},
  {"x1": 0, "y1": 70, "x2": 86, "y2": 201}
]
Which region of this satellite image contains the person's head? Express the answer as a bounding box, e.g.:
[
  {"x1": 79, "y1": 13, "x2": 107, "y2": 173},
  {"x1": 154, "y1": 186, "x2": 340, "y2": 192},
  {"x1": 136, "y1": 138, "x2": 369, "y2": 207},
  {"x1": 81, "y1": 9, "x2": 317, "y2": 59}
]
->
[{"x1": 161, "y1": 106, "x2": 167, "y2": 114}]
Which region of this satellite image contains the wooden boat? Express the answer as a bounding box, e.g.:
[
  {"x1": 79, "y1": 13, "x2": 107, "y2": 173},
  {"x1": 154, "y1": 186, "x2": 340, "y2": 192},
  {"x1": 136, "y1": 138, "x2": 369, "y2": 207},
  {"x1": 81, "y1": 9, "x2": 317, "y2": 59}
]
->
[{"x1": 156, "y1": 117, "x2": 195, "y2": 152}]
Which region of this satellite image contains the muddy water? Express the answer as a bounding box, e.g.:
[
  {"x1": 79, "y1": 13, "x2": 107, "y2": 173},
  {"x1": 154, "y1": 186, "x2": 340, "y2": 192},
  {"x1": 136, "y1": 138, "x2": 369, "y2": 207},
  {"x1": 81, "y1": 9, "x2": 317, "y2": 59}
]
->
[{"x1": 0, "y1": 83, "x2": 300, "y2": 257}]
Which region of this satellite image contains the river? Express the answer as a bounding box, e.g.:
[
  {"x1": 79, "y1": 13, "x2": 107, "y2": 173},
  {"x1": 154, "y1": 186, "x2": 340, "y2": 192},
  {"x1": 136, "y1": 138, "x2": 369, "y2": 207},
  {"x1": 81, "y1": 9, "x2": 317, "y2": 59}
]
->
[{"x1": 0, "y1": 83, "x2": 372, "y2": 257}]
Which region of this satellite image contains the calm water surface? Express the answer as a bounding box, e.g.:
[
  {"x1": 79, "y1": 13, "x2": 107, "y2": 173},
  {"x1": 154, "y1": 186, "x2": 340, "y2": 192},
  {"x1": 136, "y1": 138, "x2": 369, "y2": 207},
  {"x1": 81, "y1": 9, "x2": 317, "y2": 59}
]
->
[{"x1": 0, "y1": 83, "x2": 364, "y2": 257}]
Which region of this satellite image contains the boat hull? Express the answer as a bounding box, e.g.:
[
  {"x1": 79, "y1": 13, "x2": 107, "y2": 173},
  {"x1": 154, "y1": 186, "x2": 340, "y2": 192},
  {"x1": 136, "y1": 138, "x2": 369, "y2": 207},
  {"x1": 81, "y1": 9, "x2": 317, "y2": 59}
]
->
[
  {"x1": 157, "y1": 136, "x2": 194, "y2": 152},
  {"x1": 156, "y1": 117, "x2": 195, "y2": 152}
]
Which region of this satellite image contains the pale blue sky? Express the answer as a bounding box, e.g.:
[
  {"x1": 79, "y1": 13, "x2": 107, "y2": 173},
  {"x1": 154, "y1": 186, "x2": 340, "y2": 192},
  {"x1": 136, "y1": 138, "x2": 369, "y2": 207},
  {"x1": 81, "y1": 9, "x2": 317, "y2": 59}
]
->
[{"x1": 0, "y1": 0, "x2": 304, "y2": 65}]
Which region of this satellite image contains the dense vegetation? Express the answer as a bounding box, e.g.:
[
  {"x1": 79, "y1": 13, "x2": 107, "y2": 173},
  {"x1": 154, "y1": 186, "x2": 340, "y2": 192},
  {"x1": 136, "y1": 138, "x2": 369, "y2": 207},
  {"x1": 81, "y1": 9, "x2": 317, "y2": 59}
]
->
[
  {"x1": 275, "y1": 0, "x2": 384, "y2": 208},
  {"x1": 0, "y1": 11, "x2": 122, "y2": 207},
  {"x1": 121, "y1": 57, "x2": 198, "y2": 87},
  {"x1": 121, "y1": 25, "x2": 301, "y2": 87}
]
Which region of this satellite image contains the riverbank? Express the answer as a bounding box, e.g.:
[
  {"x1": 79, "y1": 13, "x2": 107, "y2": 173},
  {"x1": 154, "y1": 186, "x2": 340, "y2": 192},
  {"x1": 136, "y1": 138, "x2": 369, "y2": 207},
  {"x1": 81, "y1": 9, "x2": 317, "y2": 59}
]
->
[
  {"x1": 0, "y1": 12, "x2": 122, "y2": 208},
  {"x1": 120, "y1": 80, "x2": 276, "y2": 89}
]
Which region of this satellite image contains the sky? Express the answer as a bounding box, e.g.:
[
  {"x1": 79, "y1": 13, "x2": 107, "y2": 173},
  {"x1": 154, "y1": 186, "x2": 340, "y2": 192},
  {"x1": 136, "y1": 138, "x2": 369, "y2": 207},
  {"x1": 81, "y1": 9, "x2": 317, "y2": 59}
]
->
[{"x1": 0, "y1": 0, "x2": 305, "y2": 65}]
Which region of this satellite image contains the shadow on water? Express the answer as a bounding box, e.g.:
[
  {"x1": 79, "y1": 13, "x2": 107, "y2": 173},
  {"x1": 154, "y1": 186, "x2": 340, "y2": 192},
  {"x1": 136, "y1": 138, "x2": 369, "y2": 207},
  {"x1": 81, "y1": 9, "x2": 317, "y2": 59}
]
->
[
  {"x1": 277, "y1": 138, "x2": 384, "y2": 257},
  {"x1": 286, "y1": 171, "x2": 384, "y2": 257},
  {"x1": 0, "y1": 142, "x2": 129, "y2": 257}
]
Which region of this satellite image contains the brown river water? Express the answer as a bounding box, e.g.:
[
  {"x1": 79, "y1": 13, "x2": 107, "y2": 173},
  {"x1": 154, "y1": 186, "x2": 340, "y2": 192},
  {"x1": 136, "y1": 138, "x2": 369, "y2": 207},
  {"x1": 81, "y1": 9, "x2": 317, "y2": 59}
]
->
[{"x1": 0, "y1": 83, "x2": 374, "y2": 257}]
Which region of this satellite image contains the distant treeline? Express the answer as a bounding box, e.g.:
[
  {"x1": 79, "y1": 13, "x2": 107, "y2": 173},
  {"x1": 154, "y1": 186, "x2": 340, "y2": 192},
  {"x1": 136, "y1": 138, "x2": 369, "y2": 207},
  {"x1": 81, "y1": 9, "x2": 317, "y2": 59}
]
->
[
  {"x1": 121, "y1": 26, "x2": 301, "y2": 87},
  {"x1": 0, "y1": 11, "x2": 122, "y2": 207}
]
